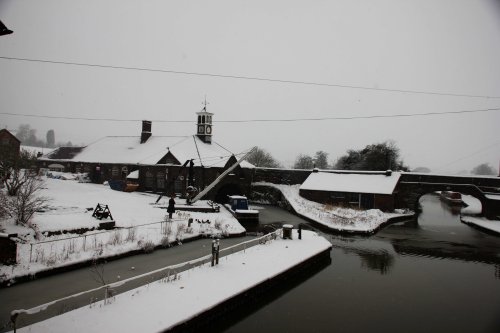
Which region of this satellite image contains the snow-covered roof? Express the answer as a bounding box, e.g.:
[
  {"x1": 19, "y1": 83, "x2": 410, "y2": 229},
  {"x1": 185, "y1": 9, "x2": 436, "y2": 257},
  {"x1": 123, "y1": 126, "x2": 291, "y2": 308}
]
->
[
  {"x1": 40, "y1": 135, "x2": 252, "y2": 168},
  {"x1": 21, "y1": 145, "x2": 56, "y2": 156},
  {"x1": 300, "y1": 171, "x2": 401, "y2": 195}
]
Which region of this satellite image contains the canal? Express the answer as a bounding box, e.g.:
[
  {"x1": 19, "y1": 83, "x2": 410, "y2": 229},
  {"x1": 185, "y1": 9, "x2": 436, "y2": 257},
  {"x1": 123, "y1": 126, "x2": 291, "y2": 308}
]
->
[{"x1": 219, "y1": 194, "x2": 500, "y2": 333}]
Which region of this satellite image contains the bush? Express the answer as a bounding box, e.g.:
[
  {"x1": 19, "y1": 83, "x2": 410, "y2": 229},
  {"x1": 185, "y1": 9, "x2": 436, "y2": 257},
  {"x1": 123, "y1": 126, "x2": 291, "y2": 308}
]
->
[
  {"x1": 138, "y1": 240, "x2": 155, "y2": 253},
  {"x1": 160, "y1": 236, "x2": 171, "y2": 248},
  {"x1": 108, "y1": 231, "x2": 122, "y2": 246}
]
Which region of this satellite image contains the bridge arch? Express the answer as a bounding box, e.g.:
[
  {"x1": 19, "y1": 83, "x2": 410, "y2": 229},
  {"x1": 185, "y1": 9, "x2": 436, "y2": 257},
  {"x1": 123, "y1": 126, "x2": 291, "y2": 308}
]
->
[{"x1": 397, "y1": 182, "x2": 487, "y2": 215}]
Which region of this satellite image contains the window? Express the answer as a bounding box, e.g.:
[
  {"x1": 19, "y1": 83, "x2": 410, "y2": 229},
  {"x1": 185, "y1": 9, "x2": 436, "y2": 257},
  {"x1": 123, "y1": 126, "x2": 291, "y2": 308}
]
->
[
  {"x1": 112, "y1": 166, "x2": 119, "y2": 177},
  {"x1": 145, "y1": 170, "x2": 154, "y2": 188},
  {"x1": 157, "y1": 172, "x2": 165, "y2": 189}
]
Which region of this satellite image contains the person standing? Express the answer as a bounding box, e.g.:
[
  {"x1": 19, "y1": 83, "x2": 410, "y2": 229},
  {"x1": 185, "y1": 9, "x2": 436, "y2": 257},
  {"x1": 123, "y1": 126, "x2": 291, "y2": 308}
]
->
[{"x1": 167, "y1": 194, "x2": 176, "y2": 220}]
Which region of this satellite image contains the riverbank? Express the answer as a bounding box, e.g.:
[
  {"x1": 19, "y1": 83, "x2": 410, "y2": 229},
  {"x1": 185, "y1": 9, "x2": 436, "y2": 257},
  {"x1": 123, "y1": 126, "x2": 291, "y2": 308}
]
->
[
  {"x1": 253, "y1": 182, "x2": 413, "y2": 234},
  {"x1": 460, "y1": 194, "x2": 500, "y2": 236},
  {"x1": 10, "y1": 230, "x2": 331, "y2": 333},
  {"x1": 460, "y1": 216, "x2": 500, "y2": 236}
]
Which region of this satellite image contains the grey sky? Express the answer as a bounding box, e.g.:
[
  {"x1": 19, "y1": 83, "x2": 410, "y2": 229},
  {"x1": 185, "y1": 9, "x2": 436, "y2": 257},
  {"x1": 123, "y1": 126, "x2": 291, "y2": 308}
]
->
[{"x1": 1, "y1": 0, "x2": 499, "y2": 173}]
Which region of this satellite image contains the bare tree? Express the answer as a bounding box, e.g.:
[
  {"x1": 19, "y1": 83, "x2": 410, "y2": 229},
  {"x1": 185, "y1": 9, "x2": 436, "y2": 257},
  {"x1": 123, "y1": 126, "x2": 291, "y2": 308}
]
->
[
  {"x1": 7, "y1": 172, "x2": 48, "y2": 226},
  {"x1": 314, "y1": 151, "x2": 329, "y2": 169},
  {"x1": 90, "y1": 259, "x2": 115, "y2": 303},
  {"x1": 247, "y1": 147, "x2": 281, "y2": 168},
  {"x1": 1, "y1": 148, "x2": 38, "y2": 196},
  {"x1": 293, "y1": 154, "x2": 314, "y2": 169},
  {"x1": 90, "y1": 259, "x2": 107, "y2": 286}
]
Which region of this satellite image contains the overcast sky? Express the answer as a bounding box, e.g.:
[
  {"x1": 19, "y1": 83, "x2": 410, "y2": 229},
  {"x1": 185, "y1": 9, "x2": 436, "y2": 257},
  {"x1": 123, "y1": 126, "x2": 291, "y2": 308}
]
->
[{"x1": 1, "y1": 0, "x2": 499, "y2": 173}]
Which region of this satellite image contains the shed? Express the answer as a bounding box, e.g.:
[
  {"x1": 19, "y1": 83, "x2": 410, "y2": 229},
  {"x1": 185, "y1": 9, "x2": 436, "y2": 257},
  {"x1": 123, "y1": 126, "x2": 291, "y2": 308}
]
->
[{"x1": 299, "y1": 171, "x2": 401, "y2": 211}]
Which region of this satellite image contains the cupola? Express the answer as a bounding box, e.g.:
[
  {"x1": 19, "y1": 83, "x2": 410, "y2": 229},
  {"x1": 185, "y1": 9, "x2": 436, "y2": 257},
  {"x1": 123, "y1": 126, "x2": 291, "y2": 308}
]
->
[{"x1": 196, "y1": 101, "x2": 213, "y2": 144}]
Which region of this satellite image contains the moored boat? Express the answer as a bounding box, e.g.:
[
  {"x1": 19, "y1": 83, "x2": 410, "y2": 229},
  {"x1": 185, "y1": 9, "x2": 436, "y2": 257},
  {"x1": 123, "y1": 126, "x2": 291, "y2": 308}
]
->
[
  {"x1": 439, "y1": 191, "x2": 463, "y2": 205},
  {"x1": 225, "y1": 195, "x2": 259, "y2": 222}
]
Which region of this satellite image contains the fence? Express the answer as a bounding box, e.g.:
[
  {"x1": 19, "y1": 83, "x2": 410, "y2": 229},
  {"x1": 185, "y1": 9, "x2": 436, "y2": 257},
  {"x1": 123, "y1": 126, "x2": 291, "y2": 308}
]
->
[
  {"x1": 9, "y1": 230, "x2": 282, "y2": 332},
  {"x1": 24, "y1": 217, "x2": 223, "y2": 267}
]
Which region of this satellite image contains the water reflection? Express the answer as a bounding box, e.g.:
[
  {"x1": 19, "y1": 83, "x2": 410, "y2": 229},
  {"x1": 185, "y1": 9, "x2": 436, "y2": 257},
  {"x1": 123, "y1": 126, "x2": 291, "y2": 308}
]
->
[
  {"x1": 439, "y1": 198, "x2": 462, "y2": 215},
  {"x1": 332, "y1": 243, "x2": 395, "y2": 275},
  {"x1": 224, "y1": 196, "x2": 500, "y2": 333}
]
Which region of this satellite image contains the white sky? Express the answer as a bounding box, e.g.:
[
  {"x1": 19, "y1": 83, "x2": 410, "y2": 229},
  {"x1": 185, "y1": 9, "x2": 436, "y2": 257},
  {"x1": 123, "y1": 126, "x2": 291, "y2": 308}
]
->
[{"x1": 1, "y1": 0, "x2": 500, "y2": 173}]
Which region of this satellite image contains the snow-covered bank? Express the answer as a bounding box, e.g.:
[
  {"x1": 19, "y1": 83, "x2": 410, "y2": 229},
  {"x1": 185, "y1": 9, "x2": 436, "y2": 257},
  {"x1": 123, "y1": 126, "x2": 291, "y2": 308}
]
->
[
  {"x1": 460, "y1": 194, "x2": 500, "y2": 235},
  {"x1": 461, "y1": 216, "x2": 500, "y2": 235},
  {"x1": 10, "y1": 230, "x2": 331, "y2": 333},
  {"x1": 461, "y1": 194, "x2": 482, "y2": 215},
  {"x1": 1, "y1": 176, "x2": 245, "y2": 283},
  {"x1": 254, "y1": 182, "x2": 413, "y2": 233}
]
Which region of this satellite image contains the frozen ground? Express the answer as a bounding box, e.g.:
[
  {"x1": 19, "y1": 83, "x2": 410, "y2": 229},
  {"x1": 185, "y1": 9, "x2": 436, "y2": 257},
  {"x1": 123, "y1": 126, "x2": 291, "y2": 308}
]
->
[
  {"x1": 0, "y1": 175, "x2": 245, "y2": 283},
  {"x1": 10, "y1": 230, "x2": 331, "y2": 333},
  {"x1": 254, "y1": 182, "x2": 412, "y2": 233}
]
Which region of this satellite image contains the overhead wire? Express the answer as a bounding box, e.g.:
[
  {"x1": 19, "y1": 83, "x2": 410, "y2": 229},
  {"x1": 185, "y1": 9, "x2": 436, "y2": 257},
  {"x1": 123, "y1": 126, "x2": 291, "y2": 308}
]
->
[
  {"x1": 1, "y1": 56, "x2": 499, "y2": 99},
  {"x1": 433, "y1": 140, "x2": 500, "y2": 172},
  {"x1": 1, "y1": 107, "x2": 500, "y2": 124}
]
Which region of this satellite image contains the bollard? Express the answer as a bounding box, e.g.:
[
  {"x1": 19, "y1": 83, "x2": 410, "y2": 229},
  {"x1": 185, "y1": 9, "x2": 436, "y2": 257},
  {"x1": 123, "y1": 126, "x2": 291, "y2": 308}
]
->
[
  {"x1": 298, "y1": 224, "x2": 302, "y2": 240},
  {"x1": 211, "y1": 240, "x2": 216, "y2": 267},
  {"x1": 211, "y1": 239, "x2": 220, "y2": 266},
  {"x1": 282, "y1": 224, "x2": 293, "y2": 239},
  {"x1": 11, "y1": 312, "x2": 18, "y2": 333},
  {"x1": 215, "y1": 239, "x2": 220, "y2": 265}
]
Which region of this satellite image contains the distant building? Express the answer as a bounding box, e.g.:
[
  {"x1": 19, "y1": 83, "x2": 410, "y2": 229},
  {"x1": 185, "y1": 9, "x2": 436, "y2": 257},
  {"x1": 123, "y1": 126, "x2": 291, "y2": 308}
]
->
[
  {"x1": 37, "y1": 109, "x2": 254, "y2": 200},
  {"x1": 299, "y1": 170, "x2": 400, "y2": 211}
]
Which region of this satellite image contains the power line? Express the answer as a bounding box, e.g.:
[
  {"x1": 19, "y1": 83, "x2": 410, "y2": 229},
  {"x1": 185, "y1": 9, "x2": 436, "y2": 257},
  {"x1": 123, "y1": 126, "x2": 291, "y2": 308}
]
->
[
  {"x1": 1, "y1": 107, "x2": 500, "y2": 123},
  {"x1": 1, "y1": 55, "x2": 499, "y2": 99},
  {"x1": 434, "y1": 140, "x2": 500, "y2": 171}
]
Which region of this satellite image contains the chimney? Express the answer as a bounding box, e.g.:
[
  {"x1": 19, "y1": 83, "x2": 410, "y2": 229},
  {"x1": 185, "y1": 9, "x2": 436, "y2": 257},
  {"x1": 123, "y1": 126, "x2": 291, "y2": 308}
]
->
[{"x1": 141, "y1": 120, "x2": 152, "y2": 144}]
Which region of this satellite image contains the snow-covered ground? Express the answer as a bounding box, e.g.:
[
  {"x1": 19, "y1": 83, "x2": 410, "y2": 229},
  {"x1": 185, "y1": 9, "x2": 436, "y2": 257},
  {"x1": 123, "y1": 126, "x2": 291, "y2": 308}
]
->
[
  {"x1": 1, "y1": 175, "x2": 245, "y2": 283},
  {"x1": 254, "y1": 182, "x2": 412, "y2": 233},
  {"x1": 10, "y1": 230, "x2": 331, "y2": 333},
  {"x1": 461, "y1": 194, "x2": 500, "y2": 235}
]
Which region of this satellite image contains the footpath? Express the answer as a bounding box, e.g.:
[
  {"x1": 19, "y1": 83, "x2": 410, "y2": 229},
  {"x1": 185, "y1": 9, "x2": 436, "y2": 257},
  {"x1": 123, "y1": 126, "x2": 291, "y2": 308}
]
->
[{"x1": 9, "y1": 230, "x2": 331, "y2": 333}]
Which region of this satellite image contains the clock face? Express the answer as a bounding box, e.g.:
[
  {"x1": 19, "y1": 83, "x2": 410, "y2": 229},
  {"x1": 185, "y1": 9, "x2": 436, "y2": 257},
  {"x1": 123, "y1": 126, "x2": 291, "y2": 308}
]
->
[
  {"x1": 198, "y1": 125, "x2": 205, "y2": 134},
  {"x1": 206, "y1": 125, "x2": 212, "y2": 134}
]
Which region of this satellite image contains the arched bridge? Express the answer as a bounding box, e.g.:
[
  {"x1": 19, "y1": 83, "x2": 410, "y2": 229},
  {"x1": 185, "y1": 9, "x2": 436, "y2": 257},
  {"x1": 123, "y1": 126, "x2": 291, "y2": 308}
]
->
[
  {"x1": 251, "y1": 168, "x2": 500, "y2": 218},
  {"x1": 395, "y1": 173, "x2": 500, "y2": 218}
]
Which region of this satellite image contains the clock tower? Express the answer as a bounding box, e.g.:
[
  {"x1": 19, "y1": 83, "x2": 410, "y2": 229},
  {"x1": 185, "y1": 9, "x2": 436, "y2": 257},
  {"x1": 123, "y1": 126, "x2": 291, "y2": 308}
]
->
[{"x1": 196, "y1": 100, "x2": 213, "y2": 144}]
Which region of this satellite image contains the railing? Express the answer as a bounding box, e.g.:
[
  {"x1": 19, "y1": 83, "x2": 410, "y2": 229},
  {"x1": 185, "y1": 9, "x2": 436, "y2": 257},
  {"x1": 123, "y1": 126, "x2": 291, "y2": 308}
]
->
[
  {"x1": 24, "y1": 217, "x2": 222, "y2": 267},
  {"x1": 8, "y1": 230, "x2": 282, "y2": 332}
]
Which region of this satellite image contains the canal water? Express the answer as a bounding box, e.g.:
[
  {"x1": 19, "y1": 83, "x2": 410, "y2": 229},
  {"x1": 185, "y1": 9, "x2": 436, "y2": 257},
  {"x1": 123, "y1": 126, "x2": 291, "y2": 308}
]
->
[{"x1": 219, "y1": 194, "x2": 500, "y2": 333}]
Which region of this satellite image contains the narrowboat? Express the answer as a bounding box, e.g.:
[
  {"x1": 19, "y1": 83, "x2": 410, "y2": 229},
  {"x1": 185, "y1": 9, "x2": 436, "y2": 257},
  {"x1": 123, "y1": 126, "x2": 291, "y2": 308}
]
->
[
  {"x1": 439, "y1": 191, "x2": 463, "y2": 205},
  {"x1": 225, "y1": 195, "x2": 259, "y2": 222}
]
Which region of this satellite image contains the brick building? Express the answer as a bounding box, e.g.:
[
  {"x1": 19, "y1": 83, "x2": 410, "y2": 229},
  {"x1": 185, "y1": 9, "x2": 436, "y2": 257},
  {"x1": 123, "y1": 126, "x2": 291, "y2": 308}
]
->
[
  {"x1": 37, "y1": 110, "x2": 254, "y2": 201},
  {"x1": 299, "y1": 170, "x2": 400, "y2": 211},
  {"x1": 0, "y1": 129, "x2": 21, "y2": 160}
]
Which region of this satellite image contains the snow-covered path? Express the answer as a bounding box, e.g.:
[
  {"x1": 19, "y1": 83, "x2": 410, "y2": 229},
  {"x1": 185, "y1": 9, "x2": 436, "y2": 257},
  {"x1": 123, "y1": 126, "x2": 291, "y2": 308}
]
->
[{"x1": 10, "y1": 230, "x2": 331, "y2": 333}]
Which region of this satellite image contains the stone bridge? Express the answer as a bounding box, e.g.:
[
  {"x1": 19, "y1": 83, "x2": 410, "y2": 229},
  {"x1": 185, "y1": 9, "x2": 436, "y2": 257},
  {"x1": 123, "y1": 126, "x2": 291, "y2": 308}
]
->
[{"x1": 250, "y1": 168, "x2": 500, "y2": 218}]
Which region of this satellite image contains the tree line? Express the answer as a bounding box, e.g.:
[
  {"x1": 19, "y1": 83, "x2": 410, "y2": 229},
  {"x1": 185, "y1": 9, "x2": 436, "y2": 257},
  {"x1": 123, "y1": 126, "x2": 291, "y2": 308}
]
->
[
  {"x1": 12, "y1": 124, "x2": 73, "y2": 148},
  {"x1": 247, "y1": 141, "x2": 498, "y2": 175}
]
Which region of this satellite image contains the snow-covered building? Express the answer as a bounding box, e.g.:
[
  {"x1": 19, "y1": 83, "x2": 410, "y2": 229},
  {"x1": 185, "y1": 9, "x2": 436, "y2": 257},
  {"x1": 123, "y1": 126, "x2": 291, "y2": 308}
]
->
[
  {"x1": 299, "y1": 170, "x2": 401, "y2": 211},
  {"x1": 38, "y1": 110, "x2": 254, "y2": 200}
]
